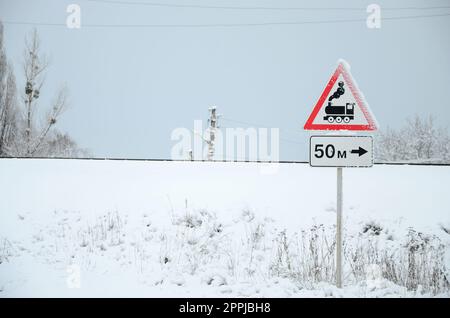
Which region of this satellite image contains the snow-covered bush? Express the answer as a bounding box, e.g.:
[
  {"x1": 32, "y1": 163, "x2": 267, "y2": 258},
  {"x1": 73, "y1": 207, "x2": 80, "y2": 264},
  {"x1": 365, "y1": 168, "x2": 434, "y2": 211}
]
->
[
  {"x1": 0, "y1": 238, "x2": 15, "y2": 264},
  {"x1": 76, "y1": 211, "x2": 125, "y2": 251},
  {"x1": 376, "y1": 115, "x2": 450, "y2": 163},
  {"x1": 270, "y1": 225, "x2": 336, "y2": 288},
  {"x1": 12, "y1": 208, "x2": 449, "y2": 296},
  {"x1": 346, "y1": 227, "x2": 449, "y2": 295},
  {"x1": 362, "y1": 222, "x2": 383, "y2": 236},
  {"x1": 159, "y1": 209, "x2": 228, "y2": 276}
]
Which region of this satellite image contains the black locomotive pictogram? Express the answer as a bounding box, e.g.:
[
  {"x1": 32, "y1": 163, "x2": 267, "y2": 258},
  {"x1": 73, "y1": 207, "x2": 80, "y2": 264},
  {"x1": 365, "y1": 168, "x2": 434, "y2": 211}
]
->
[{"x1": 323, "y1": 81, "x2": 355, "y2": 124}]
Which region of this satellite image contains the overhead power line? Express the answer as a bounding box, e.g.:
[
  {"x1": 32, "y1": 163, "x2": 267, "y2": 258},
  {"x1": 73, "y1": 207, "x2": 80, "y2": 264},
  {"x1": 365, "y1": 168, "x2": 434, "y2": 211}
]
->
[
  {"x1": 3, "y1": 13, "x2": 450, "y2": 28},
  {"x1": 86, "y1": 0, "x2": 450, "y2": 12}
]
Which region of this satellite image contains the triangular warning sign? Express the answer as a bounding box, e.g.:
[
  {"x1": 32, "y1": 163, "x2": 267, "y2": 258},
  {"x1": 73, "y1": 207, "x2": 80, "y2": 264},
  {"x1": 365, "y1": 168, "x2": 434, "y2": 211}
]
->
[{"x1": 304, "y1": 60, "x2": 377, "y2": 131}]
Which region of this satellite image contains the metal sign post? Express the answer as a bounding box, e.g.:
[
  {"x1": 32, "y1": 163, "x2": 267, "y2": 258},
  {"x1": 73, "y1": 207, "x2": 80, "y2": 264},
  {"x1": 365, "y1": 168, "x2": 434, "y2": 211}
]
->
[
  {"x1": 336, "y1": 167, "x2": 343, "y2": 288},
  {"x1": 303, "y1": 60, "x2": 378, "y2": 289}
]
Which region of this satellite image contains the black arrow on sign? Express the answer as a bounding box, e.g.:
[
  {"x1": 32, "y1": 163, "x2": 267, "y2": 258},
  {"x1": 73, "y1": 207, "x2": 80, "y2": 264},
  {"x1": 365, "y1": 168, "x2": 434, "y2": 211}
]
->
[{"x1": 350, "y1": 147, "x2": 368, "y2": 157}]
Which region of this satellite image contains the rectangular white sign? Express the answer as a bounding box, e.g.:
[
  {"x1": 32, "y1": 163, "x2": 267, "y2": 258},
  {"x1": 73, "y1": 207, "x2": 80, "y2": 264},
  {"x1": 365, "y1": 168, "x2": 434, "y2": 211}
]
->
[{"x1": 309, "y1": 136, "x2": 373, "y2": 167}]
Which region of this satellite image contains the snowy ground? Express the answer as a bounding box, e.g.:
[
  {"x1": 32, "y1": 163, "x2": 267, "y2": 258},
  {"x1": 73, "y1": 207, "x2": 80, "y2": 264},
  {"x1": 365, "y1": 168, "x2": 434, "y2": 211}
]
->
[{"x1": 0, "y1": 159, "x2": 449, "y2": 297}]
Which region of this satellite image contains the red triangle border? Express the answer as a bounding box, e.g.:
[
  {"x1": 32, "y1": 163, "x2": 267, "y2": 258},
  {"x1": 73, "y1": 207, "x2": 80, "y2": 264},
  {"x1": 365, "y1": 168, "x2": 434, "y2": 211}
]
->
[{"x1": 304, "y1": 62, "x2": 377, "y2": 131}]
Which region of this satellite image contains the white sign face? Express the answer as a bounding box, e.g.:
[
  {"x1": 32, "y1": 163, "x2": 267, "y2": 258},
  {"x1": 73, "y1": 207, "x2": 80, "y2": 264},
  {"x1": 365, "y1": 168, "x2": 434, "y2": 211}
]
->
[{"x1": 309, "y1": 136, "x2": 373, "y2": 167}]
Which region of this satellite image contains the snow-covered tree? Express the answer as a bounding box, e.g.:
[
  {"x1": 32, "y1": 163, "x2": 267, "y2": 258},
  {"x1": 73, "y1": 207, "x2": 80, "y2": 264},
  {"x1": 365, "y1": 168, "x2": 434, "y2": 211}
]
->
[
  {"x1": 0, "y1": 23, "x2": 84, "y2": 157},
  {"x1": 35, "y1": 131, "x2": 88, "y2": 158},
  {"x1": 0, "y1": 22, "x2": 19, "y2": 156},
  {"x1": 376, "y1": 115, "x2": 450, "y2": 163},
  {"x1": 21, "y1": 28, "x2": 69, "y2": 156}
]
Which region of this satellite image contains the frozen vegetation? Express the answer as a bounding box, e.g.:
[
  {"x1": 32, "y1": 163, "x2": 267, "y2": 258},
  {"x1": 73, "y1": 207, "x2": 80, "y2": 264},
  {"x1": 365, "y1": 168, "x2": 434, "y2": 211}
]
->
[{"x1": 0, "y1": 159, "x2": 449, "y2": 297}]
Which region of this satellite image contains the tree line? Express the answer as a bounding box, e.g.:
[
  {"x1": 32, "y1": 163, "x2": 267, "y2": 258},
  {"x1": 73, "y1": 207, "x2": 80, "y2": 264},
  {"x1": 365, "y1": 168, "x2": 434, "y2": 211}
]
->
[
  {"x1": 375, "y1": 115, "x2": 450, "y2": 164},
  {"x1": 0, "y1": 22, "x2": 84, "y2": 157}
]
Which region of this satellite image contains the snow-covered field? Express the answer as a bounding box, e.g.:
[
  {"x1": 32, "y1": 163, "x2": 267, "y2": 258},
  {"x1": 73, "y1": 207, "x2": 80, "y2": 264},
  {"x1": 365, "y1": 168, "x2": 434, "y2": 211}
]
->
[{"x1": 0, "y1": 159, "x2": 449, "y2": 297}]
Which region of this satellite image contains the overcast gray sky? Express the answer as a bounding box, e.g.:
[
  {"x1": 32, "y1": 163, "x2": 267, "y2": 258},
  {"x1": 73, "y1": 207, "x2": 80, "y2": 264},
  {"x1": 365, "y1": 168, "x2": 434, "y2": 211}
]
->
[{"x1": 1, "y1": 0, "x2": 450, "y2": 160}]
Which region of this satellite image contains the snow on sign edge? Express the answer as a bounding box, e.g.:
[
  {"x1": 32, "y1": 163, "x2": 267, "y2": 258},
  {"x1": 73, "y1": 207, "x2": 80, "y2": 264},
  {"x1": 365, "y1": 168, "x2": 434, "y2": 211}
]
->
[{"x1": 304, "y1": 59, "x2": 378, "y2": 131}]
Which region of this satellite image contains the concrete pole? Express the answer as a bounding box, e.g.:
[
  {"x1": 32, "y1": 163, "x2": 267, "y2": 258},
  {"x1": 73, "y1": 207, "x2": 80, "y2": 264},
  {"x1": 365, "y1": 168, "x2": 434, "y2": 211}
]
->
[{"x1": 207, "y1": 107, "x2": 217, "y2": 161}]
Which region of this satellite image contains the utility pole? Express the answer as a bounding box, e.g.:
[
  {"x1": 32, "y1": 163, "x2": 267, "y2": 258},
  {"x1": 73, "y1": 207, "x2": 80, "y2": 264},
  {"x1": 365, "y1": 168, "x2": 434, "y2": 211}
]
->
[{"x1": 206, "y1": 106, "x2": 219, "y2": 161}]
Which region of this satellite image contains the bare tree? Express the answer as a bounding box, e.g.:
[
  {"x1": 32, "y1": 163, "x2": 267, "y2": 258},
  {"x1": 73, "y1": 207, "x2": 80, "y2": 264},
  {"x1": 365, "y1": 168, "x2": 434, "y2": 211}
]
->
[
  {"x1": 0, "y1": 23, "x2": 84, "y2": 158},
  {"x1": 0, "y1": 22, "x2": 19, "y2": 156},
  {"x1": 22, "y1": 29, "x2": 67, "y2": 156},
  {"x1": 28, "y1": 85, "x2": 68, "y2": 155},
  {"x1": 437, "y1": 130, "x2": 450, "y2": 162}
]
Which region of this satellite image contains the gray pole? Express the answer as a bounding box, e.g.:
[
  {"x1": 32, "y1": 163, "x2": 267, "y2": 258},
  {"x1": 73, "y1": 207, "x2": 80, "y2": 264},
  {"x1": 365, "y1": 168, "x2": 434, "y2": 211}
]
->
[
  {"x1": 207, "y1": 106, "x2": 217, "y2": 161},
  {"x1": 336, "y1": 167, "x2": 343, "y2": 288}
]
